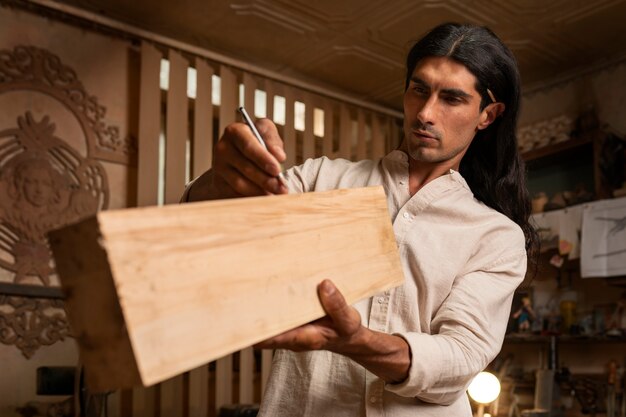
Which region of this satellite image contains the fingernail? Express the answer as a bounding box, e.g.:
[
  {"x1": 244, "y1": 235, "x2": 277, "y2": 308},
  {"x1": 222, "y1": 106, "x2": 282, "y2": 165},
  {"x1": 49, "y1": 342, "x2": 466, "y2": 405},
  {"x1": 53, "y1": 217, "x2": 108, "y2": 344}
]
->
[{"x1": 322, "y1": 280, "x2": 335, "y2": 296}]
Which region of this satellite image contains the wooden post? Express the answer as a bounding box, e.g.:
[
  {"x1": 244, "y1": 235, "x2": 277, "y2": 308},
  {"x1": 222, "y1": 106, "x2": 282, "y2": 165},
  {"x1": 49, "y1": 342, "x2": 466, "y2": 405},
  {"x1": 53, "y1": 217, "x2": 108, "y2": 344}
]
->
[{"x1": 50, "y1": 187, "x2": 404, "y2": 392}]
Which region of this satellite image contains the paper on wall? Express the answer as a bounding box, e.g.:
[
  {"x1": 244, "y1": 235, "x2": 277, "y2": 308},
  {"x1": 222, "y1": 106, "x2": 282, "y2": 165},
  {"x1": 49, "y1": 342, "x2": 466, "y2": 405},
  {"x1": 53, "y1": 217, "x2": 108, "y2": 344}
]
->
[
  {"x1": 580, "y1": 196, "x2": 626, "y2": 278},
  {"x1": 558, "y1": 204, "x2": 584, "y2": 259},
  {"x1": 531, "y1": 210, "x2": 561, "y2": 252}
]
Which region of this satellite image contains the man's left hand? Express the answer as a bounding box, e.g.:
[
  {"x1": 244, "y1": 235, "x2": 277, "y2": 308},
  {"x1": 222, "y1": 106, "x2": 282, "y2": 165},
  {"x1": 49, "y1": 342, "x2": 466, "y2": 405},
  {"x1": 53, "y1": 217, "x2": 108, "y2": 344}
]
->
[{"x1": 254, "y1": 279, "x2": 366, "y2": 353}]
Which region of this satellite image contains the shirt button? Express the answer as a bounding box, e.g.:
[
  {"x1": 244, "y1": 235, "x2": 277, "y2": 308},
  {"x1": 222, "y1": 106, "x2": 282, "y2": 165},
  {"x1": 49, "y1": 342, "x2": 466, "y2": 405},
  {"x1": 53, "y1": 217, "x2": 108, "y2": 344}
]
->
[
  {"x1": 403, "y1": 212, "x2": 410, "y2": 219},
  {"x1": 369, "y1": 396, "x2": 377, "y2": 403},
  {"x1": 377, "y1": 297, "x2": 384, "y2": 304}
]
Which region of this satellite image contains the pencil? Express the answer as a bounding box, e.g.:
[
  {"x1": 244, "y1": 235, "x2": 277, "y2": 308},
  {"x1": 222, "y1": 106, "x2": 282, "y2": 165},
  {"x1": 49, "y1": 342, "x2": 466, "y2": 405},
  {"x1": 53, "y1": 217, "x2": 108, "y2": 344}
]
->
[{"x1": 238, "y1": 106, "x2": 287, "y2": 186}]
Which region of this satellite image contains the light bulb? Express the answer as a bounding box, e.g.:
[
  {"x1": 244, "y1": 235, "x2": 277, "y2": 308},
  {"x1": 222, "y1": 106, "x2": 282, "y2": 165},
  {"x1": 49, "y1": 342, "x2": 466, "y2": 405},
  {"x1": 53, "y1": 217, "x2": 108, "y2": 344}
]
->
[{"x1": 468, "y1": 371, "x2": 501, "y2": 404}]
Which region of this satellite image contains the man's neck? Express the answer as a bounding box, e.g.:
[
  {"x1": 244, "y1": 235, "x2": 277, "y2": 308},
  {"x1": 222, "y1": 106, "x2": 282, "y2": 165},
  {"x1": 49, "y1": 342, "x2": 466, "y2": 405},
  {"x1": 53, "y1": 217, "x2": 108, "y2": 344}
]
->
[{"x1": 407, "y1": 155, "x2": 459, "y2": 196}]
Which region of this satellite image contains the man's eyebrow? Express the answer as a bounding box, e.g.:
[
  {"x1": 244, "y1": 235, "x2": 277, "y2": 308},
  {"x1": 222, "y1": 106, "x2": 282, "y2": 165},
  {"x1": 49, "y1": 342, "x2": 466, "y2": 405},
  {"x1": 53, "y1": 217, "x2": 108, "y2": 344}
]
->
[
  {"x1": 441, "y1": 88, "x2": 472, "y2": 99},
  {"x1": 409, "y1": 76, "x2": 472, "y2": 99},
  {"x1": 410, "y1": 76, "x2": 429, "y2": 88}
]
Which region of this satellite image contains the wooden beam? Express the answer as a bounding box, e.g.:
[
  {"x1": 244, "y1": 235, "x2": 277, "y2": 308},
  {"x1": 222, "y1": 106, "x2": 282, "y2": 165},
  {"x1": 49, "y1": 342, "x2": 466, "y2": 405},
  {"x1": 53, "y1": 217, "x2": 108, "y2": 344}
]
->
[{"x1": 49, "y1": 186, "x2": 403, "y2": 391}]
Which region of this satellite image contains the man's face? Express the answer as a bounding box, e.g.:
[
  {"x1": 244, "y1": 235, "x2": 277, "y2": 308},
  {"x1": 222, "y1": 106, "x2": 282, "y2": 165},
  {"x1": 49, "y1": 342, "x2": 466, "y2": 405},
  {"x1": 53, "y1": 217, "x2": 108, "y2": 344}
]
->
[{"x1": 402, "y1": 56, "x2": 499, "y2": 169}]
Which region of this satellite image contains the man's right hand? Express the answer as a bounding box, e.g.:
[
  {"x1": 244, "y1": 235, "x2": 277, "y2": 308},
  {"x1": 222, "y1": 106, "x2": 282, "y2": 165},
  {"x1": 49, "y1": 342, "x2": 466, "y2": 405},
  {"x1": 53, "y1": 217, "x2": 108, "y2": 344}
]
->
[{"x1": 187, "y1": 118, "x2": 289, "y2": 201}]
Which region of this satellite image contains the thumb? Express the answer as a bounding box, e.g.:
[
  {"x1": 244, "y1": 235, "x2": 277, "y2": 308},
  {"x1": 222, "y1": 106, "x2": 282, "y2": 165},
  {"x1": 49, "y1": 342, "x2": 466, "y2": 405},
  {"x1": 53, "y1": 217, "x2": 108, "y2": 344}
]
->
[{"x1": 317, "y1": 280, "x2": 361, "y2": 336}]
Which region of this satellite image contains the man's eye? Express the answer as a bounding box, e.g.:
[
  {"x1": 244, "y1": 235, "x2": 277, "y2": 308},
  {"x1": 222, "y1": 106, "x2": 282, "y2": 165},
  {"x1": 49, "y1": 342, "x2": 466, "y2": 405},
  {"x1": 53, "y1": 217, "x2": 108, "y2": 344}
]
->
[
  {"x1": 443, "y1": 96, "x2": 462, "y2": 104},
  {"x1": 412, "y1": 86, "x2": 428, "y2": 95}
]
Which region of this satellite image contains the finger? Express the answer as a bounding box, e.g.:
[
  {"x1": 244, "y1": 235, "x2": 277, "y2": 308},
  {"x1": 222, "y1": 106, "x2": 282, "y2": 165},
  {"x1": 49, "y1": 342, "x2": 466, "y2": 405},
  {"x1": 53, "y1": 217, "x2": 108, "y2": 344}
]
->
[
  {"x1": 256, "y1": 119, "x2": 286, "y2": 163},
  {"x1": 218, "y1": 164, "x2": 270, "y2": 197},
  {"x1": 228, "y1": 123, "x2": 283, "y2": 177},
  {"x1": 318, "y1": 280, "x2": 361, "y2": 337},
  {"x1": 254, "y1": 324, "x2": 325, "y2": 351},
  {"x1": 226, "y1": 146, "x2": 287, "y2": 194},
  {"x1": 214, "y1": 137, "x2": 286, "y2": 195}
]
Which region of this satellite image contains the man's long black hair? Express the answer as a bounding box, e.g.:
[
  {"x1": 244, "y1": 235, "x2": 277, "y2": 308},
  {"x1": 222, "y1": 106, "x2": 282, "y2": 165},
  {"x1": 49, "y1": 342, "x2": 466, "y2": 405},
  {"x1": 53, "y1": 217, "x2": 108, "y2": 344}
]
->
[{"x1": 405, "y1": 22, "x2": 539, "y2": 260}]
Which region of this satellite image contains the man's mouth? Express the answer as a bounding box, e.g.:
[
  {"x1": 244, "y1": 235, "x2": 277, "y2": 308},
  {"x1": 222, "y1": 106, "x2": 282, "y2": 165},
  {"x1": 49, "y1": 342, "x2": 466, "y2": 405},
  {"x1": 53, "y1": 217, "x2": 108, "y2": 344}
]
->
[{"x1": 412, "y1": 130, "x2": 438, "y2": 140}]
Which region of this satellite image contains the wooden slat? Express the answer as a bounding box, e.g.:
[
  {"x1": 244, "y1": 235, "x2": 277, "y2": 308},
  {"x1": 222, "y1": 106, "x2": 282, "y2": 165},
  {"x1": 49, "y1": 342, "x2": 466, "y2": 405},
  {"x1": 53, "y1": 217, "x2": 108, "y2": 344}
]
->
[
  {"x1": 132, "y1": 387, "x2": 156, "y2": 417},
  {"x1": 189, "y1": 365, "x2": 209, "y2": 417},
  {"x1": 239, "y1": 347, "x2": 254, "y2": 404},
  {"x1": 302, "y1": 95, "x2": 315, "y2": 161},
  {"x1": 339, "y1": 104, "x2": 352, "y2": 160},
  {"x1": 283, "y1": 87, "x2": 296, "y2": 168},
  {"x1": 265, "y1": 80, "x2": 274, "y2": 121},
  {"x1": 162, "y1": 48, "x2": 189, "y2": 416},
  {"x1": 137, "y1": 42, "x2": 162, "y2": 207},
  {"x1": 107, "y1": 390, "x2": 121, "y2": 417},
  {"x1": 164, "y1": 49, "x2": 189, "y2": 205},
  {"x1": 390, "y1": 117, "x2": 401, "y2": 150},
  {"x1": 235, "y1": 72, "x2": 256, "y2": 406},
  {"x1": 371, "y1": 113, "x2": 385, "y2": 159},
  {"x1": 50, "y1": 187, "x2": 404, "y2": 392},
  {"x1": 120, "y1": 389, "x2": 133, "y2": 417},
  {"x1": 218, "y1": 65, "x2": 238, "y2": 136},
  {"x1": 243, "y1": 72, "x2": 256, "y2": 114},
  {"x1": 261, "y1": 350, "x2": 273, "y2": 398},
  {"x1": 193, "y1": 58, "x2": 214, "y2": 179},
  {"x1": 216, "y1": 64, "x2": 238, "y2": 413},
  {"x1": 161, "y1": 374, "x2": 184, "y2": 417},
  {"x1": 323, "y1": 102, "x2": 334, "y2": 157},
  {"x1": 215, "y1": 355, "x2": 232, "y2": 412},
  {"x1": 356, "y1": 109, "x2": 367, "y2": 160}
]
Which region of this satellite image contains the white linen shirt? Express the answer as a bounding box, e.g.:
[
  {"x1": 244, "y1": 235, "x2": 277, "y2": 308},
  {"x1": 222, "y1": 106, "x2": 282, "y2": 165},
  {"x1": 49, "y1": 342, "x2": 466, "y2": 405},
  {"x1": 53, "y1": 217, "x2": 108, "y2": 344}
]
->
[{"x1": 257, "y1": 150, "x2": 527, "y2": 417}]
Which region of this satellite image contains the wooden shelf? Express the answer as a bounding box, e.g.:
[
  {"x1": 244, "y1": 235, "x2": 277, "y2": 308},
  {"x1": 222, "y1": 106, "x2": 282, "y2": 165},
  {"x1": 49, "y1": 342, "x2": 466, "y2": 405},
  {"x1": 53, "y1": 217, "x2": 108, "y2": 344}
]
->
[
  {"x1": 505, "y1": 334, "x2": 626, "y2": 344},
  {"x1": 521, "y1": 135, "x2": 593, "y2": 162}
]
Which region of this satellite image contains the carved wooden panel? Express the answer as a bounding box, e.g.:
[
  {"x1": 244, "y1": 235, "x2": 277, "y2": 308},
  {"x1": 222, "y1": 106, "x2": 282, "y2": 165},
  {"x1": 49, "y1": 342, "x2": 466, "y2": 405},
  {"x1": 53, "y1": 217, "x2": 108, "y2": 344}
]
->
[{"x1": 0, "y1": 45, "x2": 125, "y2": 358}]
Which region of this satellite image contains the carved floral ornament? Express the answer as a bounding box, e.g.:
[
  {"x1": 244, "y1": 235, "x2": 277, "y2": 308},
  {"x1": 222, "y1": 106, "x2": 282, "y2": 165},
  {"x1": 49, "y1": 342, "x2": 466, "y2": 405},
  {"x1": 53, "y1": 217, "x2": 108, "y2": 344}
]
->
[
  {"x1": 0, "y1": 45, "x2": 136, "y2": 162},
  {"x1": 0, "y1": 295, "x2": 70, "y2": 359},
  {"x1": 0, "y1": 45, "x2": 126, "y2": 358}
]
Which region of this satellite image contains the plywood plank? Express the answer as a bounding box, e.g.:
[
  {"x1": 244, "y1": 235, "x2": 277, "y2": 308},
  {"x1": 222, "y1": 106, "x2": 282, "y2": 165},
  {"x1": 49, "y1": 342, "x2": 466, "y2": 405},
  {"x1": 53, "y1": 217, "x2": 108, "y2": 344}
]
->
[{"x1": 50, "y1": 186, "x2": 404, "y2": 392}]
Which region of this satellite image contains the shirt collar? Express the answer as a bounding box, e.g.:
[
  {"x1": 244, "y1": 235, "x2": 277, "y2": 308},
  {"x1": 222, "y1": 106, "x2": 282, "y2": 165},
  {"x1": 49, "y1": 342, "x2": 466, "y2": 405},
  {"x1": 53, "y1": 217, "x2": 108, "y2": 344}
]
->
[{"x1": 382, "y1": 150, "x2": 471, "y2": 192}]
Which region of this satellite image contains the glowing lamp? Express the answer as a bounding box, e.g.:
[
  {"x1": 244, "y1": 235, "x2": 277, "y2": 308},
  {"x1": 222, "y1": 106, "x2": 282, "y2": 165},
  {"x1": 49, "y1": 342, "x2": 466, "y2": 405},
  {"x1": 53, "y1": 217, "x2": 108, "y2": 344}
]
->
[{"x1": 468, "y1": 371, "x2": 501, "y2": 417}]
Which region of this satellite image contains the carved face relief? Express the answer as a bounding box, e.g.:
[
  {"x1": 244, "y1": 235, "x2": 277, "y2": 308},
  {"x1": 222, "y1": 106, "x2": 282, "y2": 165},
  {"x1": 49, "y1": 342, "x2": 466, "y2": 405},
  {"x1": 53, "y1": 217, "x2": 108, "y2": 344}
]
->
[
  {"x1": 15, "y1": 159, "x2": 59, "y2": 208},
  {"x1": 0, "y1": 113, "x2": 109, "y2": 286}
]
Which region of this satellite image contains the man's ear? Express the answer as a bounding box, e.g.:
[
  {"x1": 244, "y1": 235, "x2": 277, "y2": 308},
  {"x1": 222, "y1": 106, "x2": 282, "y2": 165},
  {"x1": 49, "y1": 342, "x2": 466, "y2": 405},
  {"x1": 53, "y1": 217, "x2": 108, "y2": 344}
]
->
[{"x1": 477, "y1": 102, "x2": 505, "y2": 130}]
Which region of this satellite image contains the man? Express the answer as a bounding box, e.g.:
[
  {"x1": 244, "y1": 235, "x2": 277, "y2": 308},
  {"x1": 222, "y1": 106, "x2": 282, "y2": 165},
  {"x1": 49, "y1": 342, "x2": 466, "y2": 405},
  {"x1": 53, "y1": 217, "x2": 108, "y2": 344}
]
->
[{"x1": 184, "y1": 22, "x2": 538, "y2": 416}]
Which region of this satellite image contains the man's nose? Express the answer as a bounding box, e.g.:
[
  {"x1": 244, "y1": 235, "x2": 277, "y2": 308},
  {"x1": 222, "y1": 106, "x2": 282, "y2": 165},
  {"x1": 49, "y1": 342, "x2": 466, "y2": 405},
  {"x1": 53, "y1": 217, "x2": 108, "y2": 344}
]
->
[{"x1": 416, "y1": 95, "x2": 437, "y2": 125}]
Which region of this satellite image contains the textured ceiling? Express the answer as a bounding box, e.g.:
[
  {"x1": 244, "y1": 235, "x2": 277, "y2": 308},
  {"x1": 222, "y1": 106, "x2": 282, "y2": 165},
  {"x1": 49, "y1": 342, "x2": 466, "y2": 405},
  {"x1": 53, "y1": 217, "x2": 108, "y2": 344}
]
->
[{"x1": 51, "y1": 0, "x2": 626, "y2": 110}]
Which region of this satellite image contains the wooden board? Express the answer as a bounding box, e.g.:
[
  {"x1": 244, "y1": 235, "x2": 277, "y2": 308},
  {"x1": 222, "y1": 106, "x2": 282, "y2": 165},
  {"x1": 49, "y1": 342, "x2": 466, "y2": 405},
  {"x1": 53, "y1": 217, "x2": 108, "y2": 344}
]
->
[{"x1": 49, "y1": 186, "x2": 404, "y2": 392}]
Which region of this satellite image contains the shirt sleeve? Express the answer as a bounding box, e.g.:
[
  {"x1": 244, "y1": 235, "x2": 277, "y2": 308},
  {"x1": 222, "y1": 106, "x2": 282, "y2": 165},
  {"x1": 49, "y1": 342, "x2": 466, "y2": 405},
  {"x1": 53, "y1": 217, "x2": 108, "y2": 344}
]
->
[{"x1": 385, "y1": 249, "x2": 527, "y2": 405}]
